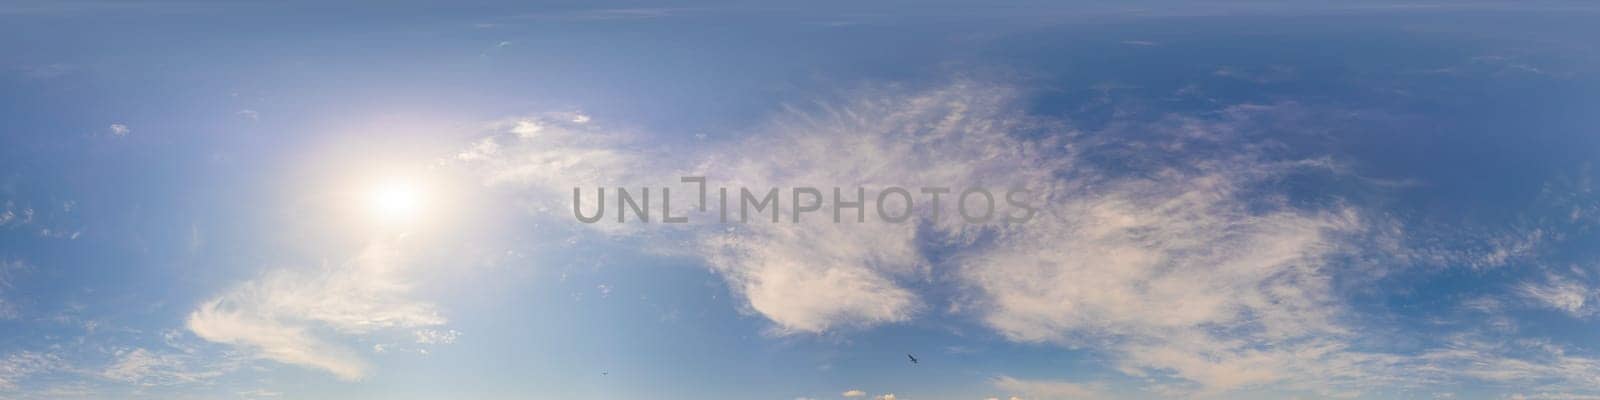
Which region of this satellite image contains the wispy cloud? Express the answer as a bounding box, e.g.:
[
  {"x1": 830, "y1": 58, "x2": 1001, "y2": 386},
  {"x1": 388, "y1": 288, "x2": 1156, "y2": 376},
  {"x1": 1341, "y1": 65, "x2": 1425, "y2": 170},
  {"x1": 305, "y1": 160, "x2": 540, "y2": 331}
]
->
[
  {"x1": 1412, "y1": 334, "x2": 1600, "y2": 395},
  {"x1": 1213, "y1": 65, "x2": 1297, "y2": 84},
  {"x1": 14, "y1": 64, "x2": 75, "y2": 80},
  {"x1": 504, "y1": 7, "x2": 682, "y2": 22},
  {"x1": 454, "y1": 79, "x2": 1600, "y2": 397},
  {"x1": 1518, "y1": 273, "x2": 1595, "y2": 317},
  {"x1": 0, "y1": 259, "x2": 30, "y2": 320},
  {"x1": 992, "y1": 376, "x2": 1103, "y2": 399},
  {"x1": 99, "y1": 347, "x2": 227, "y2": 386},
  {"x1": 0, "y1": 352, "x2": 64, "y2": 391},
  {"x1": 187, "y1": 241, "x2": 445, "y2": 380},
  {"x1": 458, "y1": 81, "x2": 1385, "y2": 392}
]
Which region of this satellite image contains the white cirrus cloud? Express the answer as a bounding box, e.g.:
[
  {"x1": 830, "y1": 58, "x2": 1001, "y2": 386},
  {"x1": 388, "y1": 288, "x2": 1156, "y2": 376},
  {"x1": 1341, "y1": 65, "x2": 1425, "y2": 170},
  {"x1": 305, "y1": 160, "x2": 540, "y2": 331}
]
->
[
  {"x1": 459, "y1": 83, "x2": 1065, "y2": 333},
  {"x1": 961, "y1": 163, "x2": 1370, "y2": 393},
  {"x1": 679, "y1": 83, "x2": 1063, "y2": 333},
  {"x1": 187, "y1": 241, "x2": 444, "y2": 380},
  {"x1": 1407, "y1": 334, "x2": 1600, "y2": 395},
  {"x1": 457, "y1": 80, "x2": 1554, "y2": 396},
  {"x1": 1518, "y1": 272, "x2": 1594, "y2": 317}
]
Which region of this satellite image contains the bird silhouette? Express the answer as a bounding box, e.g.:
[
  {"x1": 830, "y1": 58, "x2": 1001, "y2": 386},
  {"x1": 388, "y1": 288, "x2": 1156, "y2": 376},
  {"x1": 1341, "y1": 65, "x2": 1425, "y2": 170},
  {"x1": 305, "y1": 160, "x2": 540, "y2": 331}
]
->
[{"x1": 907, "y1": 354, "x2": 919, "y2": 364}]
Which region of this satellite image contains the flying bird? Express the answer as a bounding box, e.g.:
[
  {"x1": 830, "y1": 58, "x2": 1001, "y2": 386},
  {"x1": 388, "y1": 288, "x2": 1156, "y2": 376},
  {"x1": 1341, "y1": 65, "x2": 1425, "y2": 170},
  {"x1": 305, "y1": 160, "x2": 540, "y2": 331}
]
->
[{"x1": 907, "y1": 354, "x2": 919, "y2": 364}]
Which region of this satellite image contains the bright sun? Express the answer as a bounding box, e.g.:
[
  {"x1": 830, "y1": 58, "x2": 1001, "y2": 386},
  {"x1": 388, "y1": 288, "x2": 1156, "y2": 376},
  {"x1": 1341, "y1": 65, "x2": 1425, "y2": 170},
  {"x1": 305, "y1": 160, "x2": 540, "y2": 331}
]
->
[{"x1": 365, "y1": 178, "x2": 426, "y2": 225}]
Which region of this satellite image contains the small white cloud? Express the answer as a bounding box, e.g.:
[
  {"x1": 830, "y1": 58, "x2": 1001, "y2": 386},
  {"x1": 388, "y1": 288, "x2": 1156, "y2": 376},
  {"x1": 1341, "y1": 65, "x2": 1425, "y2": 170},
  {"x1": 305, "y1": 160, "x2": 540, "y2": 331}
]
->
[
  {"x1": 237, "y1": 109, "x2": 259, "y2": 120},
  {"x1": 1518, "y1": 273, "x2": 1594, "y2": 317},
  {"x1": 414, "y1": 329, "x2": 460, "y2": 345},
  {"x1": 842, "y1": 389, "x2": 866, "y2": 397},
  {"x1": 108, "y1": 123, "x2": 130, "y2": 137},
  {"x1": 510, "y1": 119, "x2": 544, "y2": 137},
  {"x1": 455, "y1": 138, "x2": 501, "y2": 161},
  {"x1": 874, "y1": 394, "x2": 896, "y2": 400},
  {"x1": 0, "y1": 203, "x2": 31, "y2": 228}
]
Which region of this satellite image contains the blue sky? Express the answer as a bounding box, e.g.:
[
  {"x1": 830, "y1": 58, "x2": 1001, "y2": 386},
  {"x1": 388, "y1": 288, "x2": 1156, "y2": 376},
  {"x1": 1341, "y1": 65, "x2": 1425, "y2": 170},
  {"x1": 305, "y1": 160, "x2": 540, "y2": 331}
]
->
[{"x1": 4, "y1": 2, "x2": 1600, "y2": 399}]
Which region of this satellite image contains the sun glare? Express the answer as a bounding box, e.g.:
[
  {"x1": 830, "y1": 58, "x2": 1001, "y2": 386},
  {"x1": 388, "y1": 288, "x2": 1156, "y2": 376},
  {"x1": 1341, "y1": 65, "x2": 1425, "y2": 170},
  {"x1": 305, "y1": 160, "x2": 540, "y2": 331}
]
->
[{"x1": 366, "y1": 178, "x2": 426, "y2": 225}]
